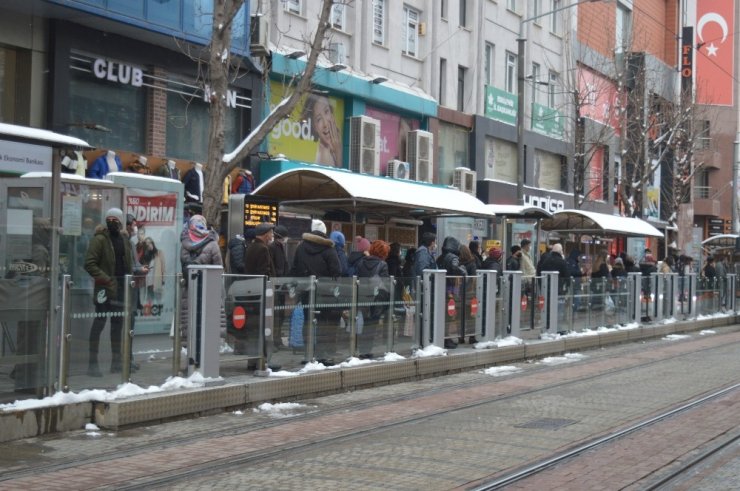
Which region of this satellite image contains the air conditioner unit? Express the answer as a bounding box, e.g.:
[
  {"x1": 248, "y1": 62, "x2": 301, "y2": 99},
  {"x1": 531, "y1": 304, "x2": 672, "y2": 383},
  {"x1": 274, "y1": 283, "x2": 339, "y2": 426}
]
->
[
  {"x1": 349, "y1": 115, "x2": 381, "y2": 175},
  {"x1": 329, "y1": 42, "x2": 346, "y2": 65},
  {"x1": 408, "y1": 130, "x2": 433, "y2": 183},
  {"x1": 387, "y1": 159, "x2": 411, "y2": 180},
  {"x1": 250, "y1": 14, "x2": 269, "y2": 56},
  {"x1": 453, "y1": 167, "x2": 477, "y2": 195}
]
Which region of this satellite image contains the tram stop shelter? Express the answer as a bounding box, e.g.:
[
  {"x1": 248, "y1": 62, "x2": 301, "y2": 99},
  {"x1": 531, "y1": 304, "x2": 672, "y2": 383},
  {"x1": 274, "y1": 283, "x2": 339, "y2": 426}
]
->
[
  {"x1": 484, "y1": 205, "x2": 553, "y2": 263},
  {"x1": 541, "y1": 209, "x2": 664, "y2": 238}
]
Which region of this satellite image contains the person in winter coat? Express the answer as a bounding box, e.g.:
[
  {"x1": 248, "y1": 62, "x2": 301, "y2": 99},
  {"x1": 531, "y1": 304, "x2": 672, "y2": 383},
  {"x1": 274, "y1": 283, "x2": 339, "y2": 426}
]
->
[
  {"x1": 269, "y1": 225, "x2": 290, "y2": 277},
  {"x1": 702, "y1": 256, "x2": 717, "y2": 280},
  {"x1": 639, "y1": 254, "x2": 658, "y2": 277},
  {"x1": 386, "y1": 242, "x2": 403, "y2": 278},
  {"x1": 589, "y1": 251, "x2": 610, "y2": 308},
  {"x1": 290, "y1": 220, "x2": 342, "y2": 278},
  {"x1": 481, "y1": 247, "x2": 503, "y2": 273},
  {"x1": 355, "y1": 240, "x2": 391, "y2": 358},
  {"x1": 84, "y1": 208, "x2": 133, "y2": 377},
  {"x1": 469, "y1": 240, "x2": 484, "y2": 270},
  {"x1": 244, "y1": 222, "x2": 276, "y2": 277},
  {"x1": 459, "y1": 244, "x2": 478, "y2": 276},
  {"x1": 436, "y1": 236, "x2": 467, "y2": 276},
  {"x1": 506, "y1": 245, "x2": 522, "y2": 271},
  {"x1": 412, "y1": 232, "x2": 437, "y2": 278},
  {"x1": 566, "y1": 249, "x2": 584, "y2": 310},
  {"x1": 538, "y1": 243, "x2": 571, "y2": 294},
  {"x1": 180, "y1": 214, "x2": 223, "y2": 347},
  {"x1": 536, "y1": 244, "x2": 553, "y2": 276},
  {"x1": 330, "y1": 230, "x2": 349, "y2": 276},
  {"x1": 226, "y1": 234, "x2": 247, "y2": 274},
  {"x1": 346, "y1": 236, "x2": 370, "y2": 277},
  {"x1": 519, "y1": 239, "x2": 536, "y2": 278},
  {"x1": 290, "y1": 220, "x2": 341, "y2": 364}
]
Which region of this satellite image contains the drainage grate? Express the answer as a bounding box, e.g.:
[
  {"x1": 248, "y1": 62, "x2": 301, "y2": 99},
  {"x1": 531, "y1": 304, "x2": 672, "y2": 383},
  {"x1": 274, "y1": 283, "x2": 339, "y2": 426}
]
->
[{"x1": 514, "y1": 418, "x2": 577, "y2": 430}]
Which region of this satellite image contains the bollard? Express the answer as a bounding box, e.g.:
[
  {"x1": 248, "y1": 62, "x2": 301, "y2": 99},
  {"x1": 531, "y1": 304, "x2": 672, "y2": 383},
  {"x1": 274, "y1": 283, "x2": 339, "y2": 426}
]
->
[
  {"x1": 542, "y1": 272, "x2": 559, "y2": 334},
  {"x1": 422, "y1": 270, "x2": 446, "y2": 348},
  {"x1": 186, "y1": 265, "x2": 223, "y2": 378},
  {"x1": 502, "y1": 271, "x2": 522, "y2": 338},
  {"x1": 477, "y1": 270, "x2": 497, "y2": 342},
  {"x1": 627, "y1": 272, "x2": 642, "y2": 323}
]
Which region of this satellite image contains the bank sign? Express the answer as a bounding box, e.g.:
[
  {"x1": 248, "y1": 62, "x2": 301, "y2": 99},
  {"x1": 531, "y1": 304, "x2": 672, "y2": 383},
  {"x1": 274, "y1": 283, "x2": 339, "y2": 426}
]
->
[
  {"x1": 484, "y1": 86, "x2": 517, "y2": 126},
  {"x1": 0, "y1": 140, "x2": 52, "y2": 175}
]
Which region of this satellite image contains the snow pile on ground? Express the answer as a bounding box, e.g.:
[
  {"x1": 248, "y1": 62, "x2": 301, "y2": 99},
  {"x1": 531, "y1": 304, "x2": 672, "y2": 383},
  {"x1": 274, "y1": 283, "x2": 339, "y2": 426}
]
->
[
  {"x1": 252, "y1": 402, "x2": 313, "y2": 418},
  {"x1": 539, "y1": 353, "x2": 586, "y2": 365},
  {"x1": 663, "y1": 334, "x2": 691, "y2": 341},
  {"x1": 482, "y1": 365, "x2": 522, "y2": 377},
  {"x1": 474, "y1": 336, "x2": 523, "y2": 349},
  {"x1": 0, "y1": 372, "x2": 222, "y2": 412},
  {"x1": 412, "y1": 345, "x2": 447, "y2": 358},
  {"x1": 699, "y1": 330, "x2": 716, "y2": 335}
]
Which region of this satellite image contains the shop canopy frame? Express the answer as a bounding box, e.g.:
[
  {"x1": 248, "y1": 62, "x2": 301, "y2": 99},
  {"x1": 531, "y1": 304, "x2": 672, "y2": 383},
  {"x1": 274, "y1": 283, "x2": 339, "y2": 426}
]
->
[
  {"x1": 701, "y1": 234, "x2": 738, "y2": 250},
  {"x1": 484, "y1": 204, "x2": 553, "y2": 219},
  {"x1": 540, "y1": 209, "x2": 664, "y2": 238},
  {"x1": 252, "y1": 166, "x2": 496, "y2": 220}
]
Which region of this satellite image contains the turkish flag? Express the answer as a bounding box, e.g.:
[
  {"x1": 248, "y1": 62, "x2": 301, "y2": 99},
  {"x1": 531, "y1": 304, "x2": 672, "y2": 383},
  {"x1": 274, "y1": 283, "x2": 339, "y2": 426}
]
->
[{"x1": 696, "y1": 0, "x2": 735, "y2": 105}]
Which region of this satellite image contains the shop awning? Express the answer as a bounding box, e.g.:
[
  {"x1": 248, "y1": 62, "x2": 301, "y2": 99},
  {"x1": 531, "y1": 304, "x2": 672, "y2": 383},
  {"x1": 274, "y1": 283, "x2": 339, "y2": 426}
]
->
[
  {"x1": 252, "y1": 167, "x2": 495, "y2": 219},
  {"x1": 541, "y1": 209, "x2": 664, "y2": 237},
  {"x1": 701, "y1": 234, "x2": 738, "y2": 248},
  {"x1": 485, "y1": 204, "x2": 553, "y2": 219}
]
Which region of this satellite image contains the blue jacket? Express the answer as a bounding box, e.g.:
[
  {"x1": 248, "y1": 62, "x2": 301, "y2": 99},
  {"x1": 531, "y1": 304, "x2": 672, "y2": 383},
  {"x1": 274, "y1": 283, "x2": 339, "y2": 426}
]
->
[
  {"x1": 412, "y1": 245, "x2": 436, "y2": 277},
  {"x1": 88, "y1": 153, "x2": 122, "y2": 179}
]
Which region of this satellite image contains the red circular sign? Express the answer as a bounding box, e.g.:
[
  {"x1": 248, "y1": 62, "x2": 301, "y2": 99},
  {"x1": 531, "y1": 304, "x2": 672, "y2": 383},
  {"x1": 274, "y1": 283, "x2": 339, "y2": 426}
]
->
[
  {"x1": 447, "y1": 298, "x2": 457, "y2": 317},
  {"x1": 232, "y1": 306, "x2": 246, "y2": 329},
  {"x1": 470, "y1": 297, "x2": 478, "y2": 316},
  {"x1": 520, "y1": 296, "x2": 528, "y2": 311},
  {"x1": 538, "y1": 296, "x2": 545, "y2": 311}
]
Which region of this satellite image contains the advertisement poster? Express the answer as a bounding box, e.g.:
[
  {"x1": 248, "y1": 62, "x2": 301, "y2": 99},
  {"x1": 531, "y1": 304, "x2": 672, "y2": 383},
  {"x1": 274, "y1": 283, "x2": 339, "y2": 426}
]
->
[
  {"x1": 267, "y1": 81, "x2": 345, "y2": 167},
  {"x1": 126, "y1": 190, "x2": 180, "y2": 334},
  {"x1": 645, "y1": 160, "x2": 660, "y2": 220},
  {"x1": 365, "y1": 106, "x2": 420, "y2": 175}
]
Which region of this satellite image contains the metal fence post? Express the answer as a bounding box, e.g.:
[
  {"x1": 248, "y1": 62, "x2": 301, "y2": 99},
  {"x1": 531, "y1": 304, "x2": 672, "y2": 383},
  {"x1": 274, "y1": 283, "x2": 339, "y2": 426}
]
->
[
  {"x1": 307, "y1": 275, "x2": 317, "y2": 362},
  {"x1": 172, "y1": 273, "x2": 182, "y2": 376},
  {"x1": 477, "y1": 270, "x2": 497, "y2": 342},
  {"x1": 386, "y1": 276, "x2": 396, "y2": 353},
  {"x1": 651, "y1": 272, "x2": 663, "y2": 322},
  {"x1": 543, "y1": 272, "x2": 558, "y2": 334},
  {"x1": 627, "y1": 272, "x2": 642, "y2": 323},
  {"x1": 727, "y1": 274, "x2": 737, "y2": 312},
  {"x1": 58, "y1": 275, "x2": 72, "y2": 393},
  {"x1": 687, "y1": 273, "x2": 697, "y2": 318},
  {"x1": 422, "y1": 270, "x2": 446, "y2": 348},
  {"x1": 350, "y1": 275, "x2": 358, "y2": 356},
  {"x1": 122, "y1": 274, "x2": 134, "y2": 382},
  {"x1": 504, "y1": 271, "x2": 522, "y2": 338}
]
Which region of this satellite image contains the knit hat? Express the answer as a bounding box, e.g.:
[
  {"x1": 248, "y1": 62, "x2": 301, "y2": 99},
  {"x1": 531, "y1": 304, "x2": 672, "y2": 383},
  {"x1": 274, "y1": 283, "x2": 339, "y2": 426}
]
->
[
  {"x1": 551, "y1": 243, "x2": 563, "y2": 254},
  {"x1": 105, "y1": 207, "x2": 124, "y2": 223},
  {"x1": 311, "y1": 219, "x2": 327, "y2": 235},
  {"x1": 188, "y1": 215, "x2": 209, "y2": 243},
  {"x1": 488, "y1": 247, "x2": 502, "y2": 261},
  {"x1": 330, "y1": 230, "x2": 346, "y2": 247},
  {"x1": 354, "y1": 236, "x2": 371, "y2": 253}
]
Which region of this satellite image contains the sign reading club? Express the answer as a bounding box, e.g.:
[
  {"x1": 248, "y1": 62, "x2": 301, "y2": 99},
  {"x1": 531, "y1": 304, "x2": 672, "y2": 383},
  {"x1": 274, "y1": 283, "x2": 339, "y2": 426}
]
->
[{"x1": 93, "y1": 58, "x2": 144, "y2": 87}]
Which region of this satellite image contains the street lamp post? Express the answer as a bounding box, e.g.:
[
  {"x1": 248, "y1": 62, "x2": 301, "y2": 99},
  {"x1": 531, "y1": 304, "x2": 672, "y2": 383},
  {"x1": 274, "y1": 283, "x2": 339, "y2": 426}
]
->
[{"x1": 516, "y1": 0, "x2": 603, "y2": 206}]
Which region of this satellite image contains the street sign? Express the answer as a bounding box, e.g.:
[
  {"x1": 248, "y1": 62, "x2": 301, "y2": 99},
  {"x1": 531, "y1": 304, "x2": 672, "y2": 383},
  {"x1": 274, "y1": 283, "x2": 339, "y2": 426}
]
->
[{"x1": 232, "y1": 306, "x2": 246, "y2": 329}]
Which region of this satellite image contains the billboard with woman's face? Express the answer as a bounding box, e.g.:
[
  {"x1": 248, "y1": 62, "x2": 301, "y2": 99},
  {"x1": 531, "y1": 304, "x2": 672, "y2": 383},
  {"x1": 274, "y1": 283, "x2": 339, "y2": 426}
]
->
[
  {"x1": 365, "y1": 106, "x2": 420, "y2": 176},
  {"x1": 267, "y1": 81, "x2": 345, "y2": 167}
]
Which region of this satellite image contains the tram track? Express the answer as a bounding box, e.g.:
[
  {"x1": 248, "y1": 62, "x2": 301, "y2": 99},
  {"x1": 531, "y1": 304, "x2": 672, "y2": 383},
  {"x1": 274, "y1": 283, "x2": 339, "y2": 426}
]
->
[{"x1": 1, "y1": 331, "x2": 739, "y2": 489}]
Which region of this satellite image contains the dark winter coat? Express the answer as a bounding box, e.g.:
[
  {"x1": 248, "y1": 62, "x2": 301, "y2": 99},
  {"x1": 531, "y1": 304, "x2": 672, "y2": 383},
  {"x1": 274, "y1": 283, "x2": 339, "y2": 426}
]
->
[
  {"x1": 346, "y1": 251, "x2": 365, "y2": 277},
  {"x1": 639, "y1": 261, "x2": 657, "y2": 277},
  {"x1": 461, "y1": 259, "x2": 477, "y2": 276},
  {"x1": 506, "y1": 254, "x2": 521, "y2": 271},
  {"x1": 85, "y1": 226, "x2": 133, "y2": 302},
  {"x1": 566, "y1": 250, "x2": 583, "y2": 278},
  {"x1": 182, "y1": 168, "x2": 202, "y2": 203},
  {"x1": 536, "y1": 250, "x2": 552, "y2": 276},
  {"x1": 386, "y1": 254, "x2": 402, "y2": 278},
  {"x1": 244, "y1": 237, "x2": 275, "y2": 277},
  {"x1": 334, "y1": 245, "x2": 350, "y2": 276},
  {"x1": 355, "y1": 255, "x2": 390, "y2": 279},
  {"x1": 481, "y1": 257, "x2": 502, "y2": 274},
  {"x1": 227, "y1": 236, "x2": 247, "y2": 274},
  {"x1": 436, "y1": 237, "x2": 467, "y2": 276},
  {"x1": 539, "y1": 251, "x2": 571, "y2": 293},
  {"x1": 290, "y1": 232, "x2": 341, "y2": 278},
  {"x1": 412, "y1": 245, "x2": 436, "y2": 277},
  {"x1": 269, "y1": 240, "x2": 290, "y2": 277}
]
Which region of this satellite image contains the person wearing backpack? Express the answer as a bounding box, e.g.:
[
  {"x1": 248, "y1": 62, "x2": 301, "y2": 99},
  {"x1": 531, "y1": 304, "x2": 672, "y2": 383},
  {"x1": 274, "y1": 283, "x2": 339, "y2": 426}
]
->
[{"x1": 355, "y1": 240, "x2": 390, "y2": 359}]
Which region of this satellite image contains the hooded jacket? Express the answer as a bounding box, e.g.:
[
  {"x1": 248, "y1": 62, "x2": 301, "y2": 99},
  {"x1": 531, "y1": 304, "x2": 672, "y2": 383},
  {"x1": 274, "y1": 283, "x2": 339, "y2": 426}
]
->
[
  {"x1": 539, "y1": 250, "x2": 571, "y2": 293},
  {"x1": 85, "y1": 226, "x2": 133, "y2": 302},
  {"x1": 436, "y1": 237, "x2": 467, "y2": 276},
  {"x1": 290, "y1": 231, "x2": 341, "y2": 278},
  {"x1": 180, "y1": 227, "x2": 222, "y2": 270}
]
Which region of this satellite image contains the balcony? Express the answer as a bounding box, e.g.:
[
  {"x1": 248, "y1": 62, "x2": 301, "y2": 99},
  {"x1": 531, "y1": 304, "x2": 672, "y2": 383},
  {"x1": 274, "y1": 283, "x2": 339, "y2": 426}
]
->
[{"x1": 693, "y1": 186, "x2": 720, "y2": 216}]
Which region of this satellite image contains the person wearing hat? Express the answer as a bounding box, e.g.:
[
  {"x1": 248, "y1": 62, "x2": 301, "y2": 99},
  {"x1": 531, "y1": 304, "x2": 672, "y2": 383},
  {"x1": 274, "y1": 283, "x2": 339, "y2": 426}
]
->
[
  {"x1": 84, "y1": 207, "x2": 133, "y2": 376},
  {"x1": 506, "y1": 245, "x2": 522, "y2": 271},
  {"x1": 329, "y1": 230, "x2": 350, "y2": 276},
  {"x1": 481, "y1": 247, "x2": 503, "y2": 273},
  {"x1": 289, "y1": 219, "x2": 341, "y2": 364},
  {"x1": 290, "y1": 219, "x2": 341, "y2": 279},
  {"x1": 269, "y1": 225, "x2": 291, "y2": 278},
  {"x1": 347, "y1": 235, "x2": 371, "y2": 276},
  {"x1": 244, "y1": 222, "x2": 276, "y2": 277}
]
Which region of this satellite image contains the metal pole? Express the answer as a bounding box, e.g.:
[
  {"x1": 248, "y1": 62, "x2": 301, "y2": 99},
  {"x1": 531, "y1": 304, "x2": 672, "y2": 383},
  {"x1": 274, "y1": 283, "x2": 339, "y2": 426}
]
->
[
  {"x1": 308, "y1": 275, "x2": 317, "y2": 361},
  {"x1": 172, "y1": 273, "x2": 182, "y2": 376},
  {"x1": 387, "y1": 276, "x2": 395, "y2": 353},
  {"x1": 58, "y1": 275, "x2": 72, "y2": 393},
  {"x1": 350, "y1": 276, "x2": 358, "y2": 356},
  {"x1": 122, "y1": 274, "x2": 134, "y2": 382},
  {"x1": 516, "y1": 37, "x2": 526, "y2": 205}
]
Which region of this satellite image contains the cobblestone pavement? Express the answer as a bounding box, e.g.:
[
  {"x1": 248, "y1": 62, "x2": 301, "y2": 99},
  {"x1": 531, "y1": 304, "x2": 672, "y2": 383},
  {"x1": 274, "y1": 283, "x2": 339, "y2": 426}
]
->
[{"x1": 1, "y1": 327, "x2": 739, "y2": 490}]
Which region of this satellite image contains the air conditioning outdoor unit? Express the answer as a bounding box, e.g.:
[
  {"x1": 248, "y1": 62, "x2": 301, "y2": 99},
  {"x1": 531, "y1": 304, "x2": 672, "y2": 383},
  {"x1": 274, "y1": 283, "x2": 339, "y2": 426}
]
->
[
  {"x1": 250, "y1": 14, "x2": 270, "y2": 56},
  {"x1": 387, "y1": 159, "x2": 411, "y2": 180},
  {"x1": 453, "y1": 167, "x2": 477, "y2": 195},
  {"x1": 408, "y1": 130, "x2": 433, "y2": 183},
  {"x1": 349, "y1": 115, "x2": 381, "y2": 175},
  {"x1": 329, "y1": 42, "x2": 347, "y2": 65}
]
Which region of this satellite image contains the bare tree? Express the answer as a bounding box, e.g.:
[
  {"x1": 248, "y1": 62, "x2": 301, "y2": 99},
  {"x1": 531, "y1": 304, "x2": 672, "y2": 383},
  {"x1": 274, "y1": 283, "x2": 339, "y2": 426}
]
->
[{"x1": 200, "y1": 0, "x2": 337, "y2": 228}]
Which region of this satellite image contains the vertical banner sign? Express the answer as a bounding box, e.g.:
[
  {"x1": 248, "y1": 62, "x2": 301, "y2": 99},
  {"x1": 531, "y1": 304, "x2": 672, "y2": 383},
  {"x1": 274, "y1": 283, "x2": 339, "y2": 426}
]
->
[
  {"x1": 695, "y1": 1, "x2": 735, "y2": 105},
  {"x1": 681, "y1": 26, "x2": 693, "y2": 97}
]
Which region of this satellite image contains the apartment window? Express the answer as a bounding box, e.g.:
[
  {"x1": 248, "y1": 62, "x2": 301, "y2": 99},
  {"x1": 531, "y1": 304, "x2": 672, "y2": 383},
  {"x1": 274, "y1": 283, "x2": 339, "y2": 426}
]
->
[
  {"x1": 602, "y1": 148, "x2": 610, "y2": 202},
  {"x1": 508, "y1": 0, "x2": 518, "y2": 13},
  {"x1": 439, "y1": 58, "x2": 447, "y2": 105},
  {"x1": 441, "y1": 0, "x2": 447, "y2": 19},
  {"x1": 484, "y1": 43, "x2": 494, "y2": 87},
  {"x1": 699, "y1": 120, "x2": 711, "y2": 149},
  {"x1": 459, "y1": 0, "x2": 467, "y2": 27},
  {"x1": 403, "y1": 6, "x2": 420, "y2": 57},
  {"x1": 531, "y1": 62, "x2": 540, "y2": 104},
  {"x1": 330, "y1": 3, "x2": 345, "y2": 30},
  {"x1": 457, "y1": 65, "x2": 467, "y2": 111},
  {"x1": 284, "y1": 0, "x2": 301, "y2": 15},
  {"x1": 372, "y1": 0, "x2": 385, "y2": 45},
  {"x1": 532, "y1": 0, "x2": 541, "y2": 19},
  {"x1": 615, "y1": 4, "x2": 632, "y2": 54},
  {"x1": 548, "y1": 71, "x2": 558, "y2": 107},
  {"x1": 550, "y1": 0, "x2": 561, "y2": 34},
  {"x1": 505, "y1": 52, "x2": 517, "y2": 94}
]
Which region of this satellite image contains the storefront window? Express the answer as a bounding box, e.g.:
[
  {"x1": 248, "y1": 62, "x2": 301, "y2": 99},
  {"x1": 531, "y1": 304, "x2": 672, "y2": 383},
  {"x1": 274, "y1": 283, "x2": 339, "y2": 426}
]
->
[
  {"x1": 438, "y1": 123, "x2": 469, "y2": 186},
  {"x1": 536, "y1": 149, "x2": 566, "y2": 191},
  {"x1": 68, "y1": 62, "x2": 146, "y2": 152},
  {"x1": 0, "y1": 46, "x2": 31, "y2": 124},
  {"x1": 166, "y1": 84, "x2": 243, "y2": 162},
  {"x1": 485, "y1": 136, "x2": 517, "y2": 183}
]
